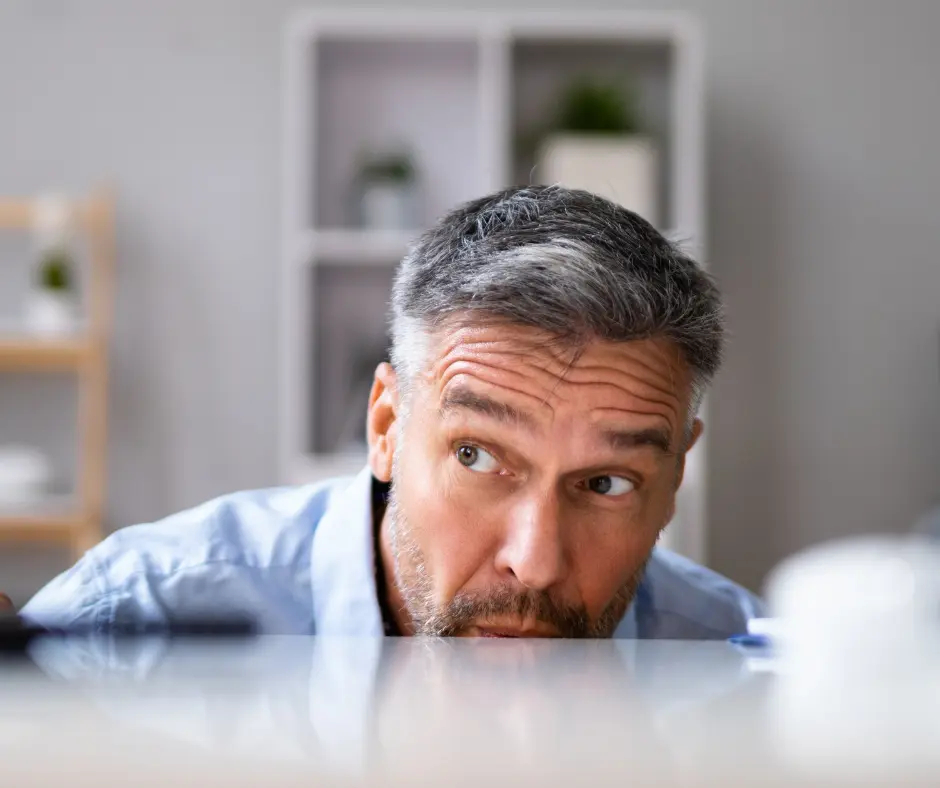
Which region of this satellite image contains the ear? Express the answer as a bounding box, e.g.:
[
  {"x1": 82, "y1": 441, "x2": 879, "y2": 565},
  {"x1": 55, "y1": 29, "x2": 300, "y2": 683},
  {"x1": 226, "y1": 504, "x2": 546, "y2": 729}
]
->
[
  {"x1": 674, "y1": 418, "x2": 704, "y2": 490},
  {"x1": 367, "y1": 362, "x2": 400, "y2": 483}
]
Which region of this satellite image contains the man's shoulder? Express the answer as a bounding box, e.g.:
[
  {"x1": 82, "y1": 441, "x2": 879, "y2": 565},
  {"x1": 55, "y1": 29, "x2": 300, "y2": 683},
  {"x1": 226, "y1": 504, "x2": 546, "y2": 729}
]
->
[
  {"x1": 638, "y1": 547, "x2": 765, "y2": 639},
  {"x1": 94, "y1": 476, "x2": 352, "y2": 579},
  {"x1": 21, "y1": 474, "x2": 359, "y2": 630}
]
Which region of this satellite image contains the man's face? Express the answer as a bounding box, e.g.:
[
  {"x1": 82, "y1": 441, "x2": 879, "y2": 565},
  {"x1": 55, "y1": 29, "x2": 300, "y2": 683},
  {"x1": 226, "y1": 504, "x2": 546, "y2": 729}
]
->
[{"x1": 368, "y1": 322, "x2": 700, "y2": 638}]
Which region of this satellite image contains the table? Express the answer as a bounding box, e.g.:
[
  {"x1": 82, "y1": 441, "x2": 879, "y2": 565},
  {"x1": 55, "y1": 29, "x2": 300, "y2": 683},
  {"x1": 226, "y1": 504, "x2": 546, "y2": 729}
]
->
[{"x1": 1, "y1": 636, "x2": 937, "y2": 786}]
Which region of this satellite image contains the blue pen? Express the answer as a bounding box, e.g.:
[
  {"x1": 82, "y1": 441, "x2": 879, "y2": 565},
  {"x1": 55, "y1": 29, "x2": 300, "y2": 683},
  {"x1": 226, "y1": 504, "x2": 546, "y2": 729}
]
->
[{"x1": 727, "y1": 633, "x2": 771, "y2": 649}]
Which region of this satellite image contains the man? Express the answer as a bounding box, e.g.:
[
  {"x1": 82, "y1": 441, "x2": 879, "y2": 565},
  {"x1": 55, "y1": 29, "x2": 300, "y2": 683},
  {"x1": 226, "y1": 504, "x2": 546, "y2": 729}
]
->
[{"x1": 18, "y1": 185, "x2": 762, "y2": 638}]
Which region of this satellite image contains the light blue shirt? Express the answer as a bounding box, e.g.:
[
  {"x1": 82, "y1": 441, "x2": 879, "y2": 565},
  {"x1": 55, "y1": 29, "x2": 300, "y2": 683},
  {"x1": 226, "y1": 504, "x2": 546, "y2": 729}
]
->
[{"x1": 22, "y1": 467, "x2": 763, "y2": 638}]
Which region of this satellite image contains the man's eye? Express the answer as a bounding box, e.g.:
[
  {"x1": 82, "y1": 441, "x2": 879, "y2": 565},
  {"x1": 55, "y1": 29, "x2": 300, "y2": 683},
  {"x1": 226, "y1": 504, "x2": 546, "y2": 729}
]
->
[
  {"x1": 455, "y1": 444, "x2": 501, "y2": 473},
  {"x1": 587, "y1": 475, "x2": 634, "y2": 496}
]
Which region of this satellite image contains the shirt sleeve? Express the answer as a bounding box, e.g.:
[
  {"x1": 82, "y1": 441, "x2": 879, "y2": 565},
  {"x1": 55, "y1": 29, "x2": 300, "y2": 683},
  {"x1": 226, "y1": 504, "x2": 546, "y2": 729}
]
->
[
  {"x1": 19, "y1": 547, "x2": 115, "y2": 629},
  {"x1": 635, "y1": 547, "x2": 767, "y2": 639},
  {"x1": 19, "y1": 524, "x2": 220, "y2": 632},
  {"x1": 19, "y1": 485, "x2": 320, "y2": 635},
  {"x1": 19, "y1": 511, "x2": 206, "y2": 631}
]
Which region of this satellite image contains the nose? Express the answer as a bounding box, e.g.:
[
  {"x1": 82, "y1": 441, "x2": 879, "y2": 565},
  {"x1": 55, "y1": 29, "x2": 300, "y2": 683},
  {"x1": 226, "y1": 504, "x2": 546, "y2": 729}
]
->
[{"x1": 494, "y1": 493, "x2": 568, "y2": 592}]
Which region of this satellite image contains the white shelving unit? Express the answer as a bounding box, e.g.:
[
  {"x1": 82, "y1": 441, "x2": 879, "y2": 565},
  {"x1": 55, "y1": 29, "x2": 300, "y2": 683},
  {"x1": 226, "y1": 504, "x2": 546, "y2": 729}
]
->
[{"x1": 280, "y1": 11, "x2": 708, "y2": 562}]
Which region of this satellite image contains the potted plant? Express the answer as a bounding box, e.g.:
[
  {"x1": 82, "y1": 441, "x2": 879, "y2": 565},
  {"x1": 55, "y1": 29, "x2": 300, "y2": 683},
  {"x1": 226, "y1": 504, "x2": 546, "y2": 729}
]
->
[
  {"x1": 533, "y1": 77, "x2": 658, "y2": 225},
  {"x1": 354, "y1": 148, "x2": 419, "y2": 230},
  {"x1": 27, "y1": 244, "x2": 79, "y2": 336},
  {"x1": 27, "y1": 194, "x2": 79, "y2": 336}
]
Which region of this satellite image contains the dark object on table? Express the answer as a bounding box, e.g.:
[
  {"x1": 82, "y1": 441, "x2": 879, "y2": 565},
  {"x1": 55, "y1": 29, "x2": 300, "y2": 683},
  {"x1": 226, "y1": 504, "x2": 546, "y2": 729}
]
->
[{"x1": 0, "y1": 613, "x2": 258, "y2": 656}]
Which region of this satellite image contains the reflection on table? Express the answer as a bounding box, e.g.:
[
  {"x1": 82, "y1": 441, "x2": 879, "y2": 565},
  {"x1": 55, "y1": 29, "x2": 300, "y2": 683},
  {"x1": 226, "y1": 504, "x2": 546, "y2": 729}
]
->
[{"x1": 2, "y1": 635, "x2": 939, "y2": 787}]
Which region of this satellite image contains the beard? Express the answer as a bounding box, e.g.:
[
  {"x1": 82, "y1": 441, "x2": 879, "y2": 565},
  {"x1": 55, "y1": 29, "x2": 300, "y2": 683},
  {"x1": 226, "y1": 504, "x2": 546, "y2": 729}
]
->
[{"x1": 384, "y1": 472, "x2": 646, "y2": 639}]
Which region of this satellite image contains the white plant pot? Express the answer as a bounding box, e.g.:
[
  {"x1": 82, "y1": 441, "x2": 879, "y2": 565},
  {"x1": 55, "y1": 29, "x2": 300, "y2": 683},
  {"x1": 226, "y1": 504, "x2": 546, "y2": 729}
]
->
[
  {"x1": 26, "y1": 290, "x2": 78, "y2": 336},
  {"x1": 0, "y1": 445, "x2": 52, "y2": 509},
  {"x1": 359, "y1": 181, "x2": 415, "y2": 230},
  {"x1": 538, "y1": 134, "x2": 659, "y2": 227}
]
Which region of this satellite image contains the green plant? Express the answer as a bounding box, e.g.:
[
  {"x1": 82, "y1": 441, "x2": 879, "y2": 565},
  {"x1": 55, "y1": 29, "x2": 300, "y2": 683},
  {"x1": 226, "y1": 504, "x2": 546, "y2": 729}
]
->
[
  {"x1": 36, "y1": 246, "x2": 74, "y2": 292},
  {"x1": 516, "y1": 76, "x2": 642, "y2": 161},
  {"x1": 554, "y1": 77, "x2": 640, "y2": 135},
  {"x1": 359, "y1": 151, "x2": 415, "y2": 184}
]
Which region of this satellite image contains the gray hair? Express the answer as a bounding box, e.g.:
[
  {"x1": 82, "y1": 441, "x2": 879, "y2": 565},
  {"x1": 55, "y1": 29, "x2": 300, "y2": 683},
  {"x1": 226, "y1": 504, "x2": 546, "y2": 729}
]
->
[{"x1": 388, "y1": 185, "x2": 725, "y2": 429}]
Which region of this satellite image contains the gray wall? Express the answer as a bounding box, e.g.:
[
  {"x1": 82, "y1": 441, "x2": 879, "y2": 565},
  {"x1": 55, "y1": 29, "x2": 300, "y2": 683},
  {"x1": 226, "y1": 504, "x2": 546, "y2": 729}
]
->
[{"x1": 1, "y1": 0, "x2": 939, "y2": 601}]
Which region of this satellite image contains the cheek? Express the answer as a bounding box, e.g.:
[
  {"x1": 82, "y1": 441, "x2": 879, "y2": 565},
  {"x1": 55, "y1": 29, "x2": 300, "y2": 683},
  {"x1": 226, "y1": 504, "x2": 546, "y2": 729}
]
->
[
  {"x1": 567, "y1": 500, "x2": 665, "y2": 618},
  {"x1": 572, "y1": 529, "x2": 656, "y2": 616},
  {"x1": 395, "y1": 437, "x2": 498, "y2": 599}
]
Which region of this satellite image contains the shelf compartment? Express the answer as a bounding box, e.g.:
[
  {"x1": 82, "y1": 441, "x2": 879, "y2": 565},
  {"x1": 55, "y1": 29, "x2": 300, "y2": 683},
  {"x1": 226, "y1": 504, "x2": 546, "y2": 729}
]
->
[
  {"x1": 297, "y1": 229, "x2": 416, "y2": 266},
  {"x1": 510, "y1": 37, "x2": 676, "y2": 231},
  {"x1": 309, "y1": 261, "x2": 396, "y2": 456},
  {"x1": 313, "y1": 37, "x2": 486, "y2": 230}
]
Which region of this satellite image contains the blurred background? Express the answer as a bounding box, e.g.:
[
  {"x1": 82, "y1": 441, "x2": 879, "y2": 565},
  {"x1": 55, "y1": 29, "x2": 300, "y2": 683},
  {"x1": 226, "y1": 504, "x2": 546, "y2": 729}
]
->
[{"x1": 1, "y1": 0, "x2": 939, "y2": 605}]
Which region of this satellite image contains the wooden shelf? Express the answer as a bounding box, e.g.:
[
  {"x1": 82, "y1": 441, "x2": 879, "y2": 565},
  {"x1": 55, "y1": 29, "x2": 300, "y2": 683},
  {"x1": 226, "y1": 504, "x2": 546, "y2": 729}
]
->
[
  {"x1": 0, "y1": 336, "x2": 97, "y2": 372},
  {"x1": 0, "y1": 517, "x2": 80, "y2": 542},
  {"x1": 0, "y1": 200, "x2": 33, "y2": 230},
  {"x1": 0, "y1": 197, "x2": 106, "y2": 232},
  {"x1": 0, "y1": 500, "x2": 82, "y2": 544}
]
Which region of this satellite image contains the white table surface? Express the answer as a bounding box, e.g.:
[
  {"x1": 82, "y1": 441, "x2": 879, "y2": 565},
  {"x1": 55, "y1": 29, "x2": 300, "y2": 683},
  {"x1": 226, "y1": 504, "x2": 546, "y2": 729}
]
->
[{"x1": 1, "y1": 636, "x2": 937, "y2": 787}]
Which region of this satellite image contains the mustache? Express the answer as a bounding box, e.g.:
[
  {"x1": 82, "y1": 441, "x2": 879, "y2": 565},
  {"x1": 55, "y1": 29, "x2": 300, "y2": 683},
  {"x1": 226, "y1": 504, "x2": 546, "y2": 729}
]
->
[{"x1": 424, "y1": 586, "x2": 591, "y2": 638}]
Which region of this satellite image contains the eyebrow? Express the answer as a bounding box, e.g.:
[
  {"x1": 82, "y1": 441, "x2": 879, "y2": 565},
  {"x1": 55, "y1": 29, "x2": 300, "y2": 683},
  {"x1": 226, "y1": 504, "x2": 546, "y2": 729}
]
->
[
  {"x1": 439, "y1": 386, "x2": 674, "y2": 455},
  {"x1": 439, "y1": 386, "x2": 537, "y2": 429},
  {"x1": 601, "y1": 427, "x2": 674, "y2": 456}
]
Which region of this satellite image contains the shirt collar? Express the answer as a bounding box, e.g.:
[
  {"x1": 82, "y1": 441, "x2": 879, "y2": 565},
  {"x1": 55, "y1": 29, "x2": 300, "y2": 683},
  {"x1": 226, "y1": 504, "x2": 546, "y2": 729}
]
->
[
  {"x1": 614, "y1": 598, "x2": 639, "y2": 638},
  {"x1": 310, "y1": 466, "x2": 385, "y2": 636}
]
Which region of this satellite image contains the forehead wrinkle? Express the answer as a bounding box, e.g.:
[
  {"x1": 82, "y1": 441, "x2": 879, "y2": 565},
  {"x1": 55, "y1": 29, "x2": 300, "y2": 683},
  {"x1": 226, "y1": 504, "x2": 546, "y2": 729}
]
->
[
  {"x1": 439, "y1": 385, "x2": 552, "y2": 432},
  {"x1": 436, "y1": 354, "x2": 569, "y2": 393},
  {"x1": 585, "y1": 398, "x2": 681, "y2": 435},
  {"x1": 434, "y1": 350, "x2": 578, "y2": 402},
  {"x1": 438, "y1": 384, "x2": 538, "y2": 429},
  {"x1": 435, "y1": 358, "x2": 683, "y2": 432},
  {"x1": 541, "y1": 343, "x2": 583, "y2": 411},
  {"x1": 582, "y1": 382, "x2": 681, "y2": 415},
  {"x1": 569, "y1": 341, "x2": 688, "y2": 386},
  {"x1": 637, "y1": 344, "x2": 688, "y2": 406},
  {"x1": 435, "y1": 330, "x2": 579, "y2": 375},
  {"x1": 603, "y1": 348, "x2": 684, "y2": 389},
  {"x1": 540, "y1": 362, "x2": 686, "y2": 419},
  {"x1": 574, "y1": 377, "x2": 684, "y2": 433},
  {"x1": 428, "y1": 328, "x2": 690, "y2": 429},
  {"x1": 435, "y1": 362, "x2": 562, "y2": 419},
  {"x1": 581, "y1": 346, "x2": 689, "y2": 404},
  {"x1": 435, "y1": 326, "x2": 560, "y2": 358},
  {"x1": 563, "y1": 363, "x2": 686, "y2": 403},
  {"x1": 617, "y1": 339, "x2": 685, "y2": 371}
]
